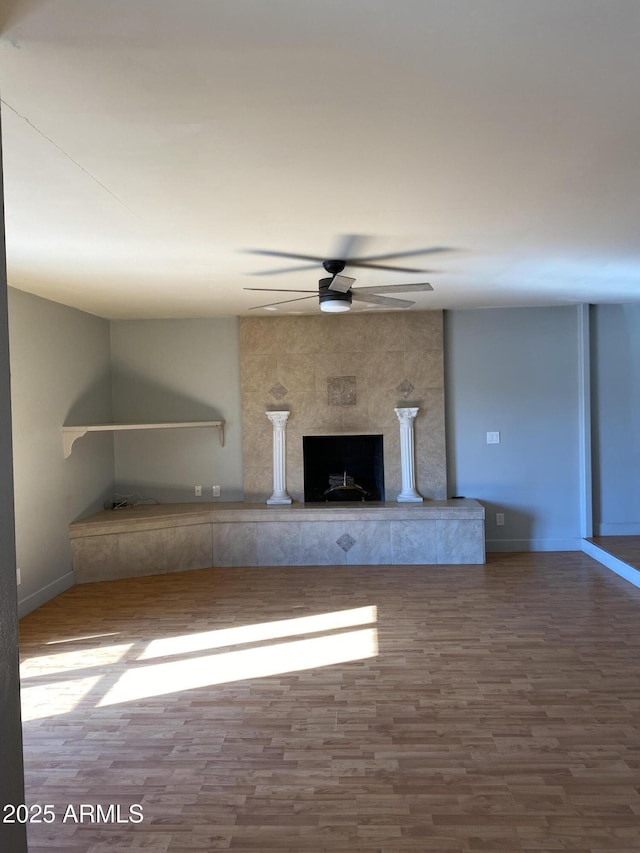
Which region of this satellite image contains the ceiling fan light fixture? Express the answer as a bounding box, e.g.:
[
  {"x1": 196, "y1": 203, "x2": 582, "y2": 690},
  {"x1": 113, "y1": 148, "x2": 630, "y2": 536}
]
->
[
  {"x1": 320, "y1": 300, "x2": 351, "y2": 313},
  {"x1": 319, "y1": 278, "x2": 352, "y2": 313}
]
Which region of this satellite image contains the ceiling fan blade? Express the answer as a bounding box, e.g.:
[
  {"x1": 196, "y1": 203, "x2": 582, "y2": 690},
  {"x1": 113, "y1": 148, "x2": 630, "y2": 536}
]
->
[
  {"x1": 244, "y1": 287, "x2": 317, "y2": 293},
  {"x1": 244, "y1": 249, "x2": 325, "y2": 264},
  {"x1": 345, "y1": 261, "x2": 433, "y2": 274},
  {"x1": 351, "y1": 292, "x2": 415, "y2": 309},
  {"x1": 328, "y1": 274, "x2": 356, "y2": 293},
  {"x1": 248, "y1": 264, "x2": 319, "y2": 276},
  {"x1": 332, "y1": 234, "x2": 370, "y2": 261},
  {"x1": 354, "y1": 247, "x2": 455, "y2": 263},
  {"x1": 249, "y1": 295, "x2": 317, "y2": 310},
  {"x1": 355, "y1": 282, "x2": 433, "y2": 294}
]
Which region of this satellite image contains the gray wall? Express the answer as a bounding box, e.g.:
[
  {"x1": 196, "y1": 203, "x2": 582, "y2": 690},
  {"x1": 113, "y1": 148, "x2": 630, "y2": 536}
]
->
[
  {"x1": 591, "y1": 303, "x2": 640, "y2": 534},
  {"x1": 8, "y1": 288, "x2": 114, "y2": 616},
  {"x1": 445, "y1": 306, "x2": 582, "y2": 550},
  {"x1": 0, "y1": 121, "x2": 28, "y2": 851},
  {"x1": 110, "y1": 318, "x2": 243, "y2": 503}
]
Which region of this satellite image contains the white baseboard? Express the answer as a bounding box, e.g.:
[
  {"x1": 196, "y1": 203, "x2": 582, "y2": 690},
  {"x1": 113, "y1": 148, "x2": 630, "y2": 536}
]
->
[
  {"x1": 18, "y1": 572, "x2": 75, "y2": 618},
  {"x1": 594, "y1": 523, "x2": 640, "y2": 536},
  {"x1": 581, "y1": 540, "x2": 640, "y2": 589},
  {"x1": 486, "y1": 538, "x2": 582, "y2": 553}
]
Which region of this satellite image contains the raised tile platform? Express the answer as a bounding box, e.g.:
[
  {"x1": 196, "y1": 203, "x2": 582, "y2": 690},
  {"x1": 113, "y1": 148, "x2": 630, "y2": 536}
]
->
[{"x1": 70, "y1": 500, "x2": 485, "y2": 583}]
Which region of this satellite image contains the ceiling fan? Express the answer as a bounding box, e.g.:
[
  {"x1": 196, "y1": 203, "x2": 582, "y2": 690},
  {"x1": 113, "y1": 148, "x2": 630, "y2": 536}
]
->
[{"x1": 244, "y1": 237, "x2": 447, "y2": 313}]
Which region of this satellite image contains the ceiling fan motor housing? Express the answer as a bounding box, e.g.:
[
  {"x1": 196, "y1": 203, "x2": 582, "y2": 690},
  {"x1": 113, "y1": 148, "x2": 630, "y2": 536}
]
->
[
  {"x1": 322, "y1": 260, "x2": 346, "y2": 276},
  {"x1": 319, "y1": 278, "x2": 352, "y2": 311}
]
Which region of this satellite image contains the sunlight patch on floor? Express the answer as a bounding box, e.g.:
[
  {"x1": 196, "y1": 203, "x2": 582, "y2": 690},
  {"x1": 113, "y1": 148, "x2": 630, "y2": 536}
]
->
[
  {"x1": 99, "y1": 627, "x2": 378, "y2": 706},
  {"x1": 139, "y1": 605, "x2": 378, "y2": 660},
  {"x1": 20, "y1": 644, "x2": 134, "y2": 680},
  {"x1": 46, "y1": 631, "x2": 122, "y2": 646},
  {"x1": 21, "y1": 676, "x2": 103, "y2": 722},
  {"x1": 19, "y1": 608, "x2": 378, "y2": 717}
]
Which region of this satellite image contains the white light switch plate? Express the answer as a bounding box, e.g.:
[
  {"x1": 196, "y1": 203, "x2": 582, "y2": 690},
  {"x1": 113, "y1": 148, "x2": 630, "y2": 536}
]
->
[{"x1": 486, "y1": 431, "x2": 500, "y2": 444}]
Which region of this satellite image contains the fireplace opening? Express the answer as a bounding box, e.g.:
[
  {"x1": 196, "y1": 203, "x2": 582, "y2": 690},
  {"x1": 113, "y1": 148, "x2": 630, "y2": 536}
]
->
[{"x1": 303, "y1": 434, "x2": 384, "y2": 503}]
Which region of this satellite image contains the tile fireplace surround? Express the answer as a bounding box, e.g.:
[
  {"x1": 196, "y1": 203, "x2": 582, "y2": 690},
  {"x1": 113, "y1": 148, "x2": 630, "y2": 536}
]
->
[
  {"x1": 69, "y1": 312, "x2": 486, "y2": 582},
  {"x1": 240, "y1": 311, "x2": 447, "y2": 503}
]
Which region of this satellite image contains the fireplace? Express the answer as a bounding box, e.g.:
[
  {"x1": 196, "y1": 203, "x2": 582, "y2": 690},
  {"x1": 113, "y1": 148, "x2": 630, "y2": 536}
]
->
[{"x1": 303, "y1": 434, "x2": 385, "y2": 503}]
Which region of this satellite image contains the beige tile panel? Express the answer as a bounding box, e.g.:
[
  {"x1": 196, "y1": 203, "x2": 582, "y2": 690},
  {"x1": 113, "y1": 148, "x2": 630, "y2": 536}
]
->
[
  {"x1": 212, "y1": 521, "x2": 257, "y2": 567},
  {"x1": 165, "y1": 523, "x2": 213, "y2": 572},
  {"x1": 390, "y1": 519, "x2": 438, "y2": 564},
  {"x1": 281, "y1": 391, "x2": 322, "y2": 432},
  {"x1": 418, "y1": 460, "x2": 447, "y2": 501},
  {"x1": 403, "y1": 310, "x2": 443, "y2": 350},
  {"x1": 403, "y1": 348, "x2": 444, "y2": 389},
  {"x1": 277, "y1": 354, "x2": 316, "y2": 393},
  {"x1": 340, "y1": 404, "x2": 371, "y2": 433},
  {"x1": 73, "y1": 529, "x2": 169, "y2": 584},
  {"x1": 367, "y1": 390, "x2": 403, "y2": 427},
  {"x1": 115, "y1": 529, "x2": 169, "y2": 577},
  {"x1": 344, "y1": 521, "x2": 392, "y2": 565},
  {"x1": 313, "y1": 350, "x2": 344, "y2": 386},
  {"x1": 298, "y1": 523, "x2": 348, "y2": 565},
  {"x1": 240, "y1": 353, "x2": 278, "y2": 392},
  {"x1": 278, "y1": 315, "x2": 326, "y2": 353},
  {"x1": 256, "y1": 521, "x2": 301, "y2": 565},
  {"x1": 71, "y1": 534, "x2": 120, "y2": 584},
  {"x1": 239, "y1": 316, "x2": 278, "y2": 354},
  {"x1": 313, "y1": 314, "x2": 360, "y2": 352},
  {"x1": 436, "y1": 519, "x2": 486, "y2": 564},
  {"x1": 305, "y1": 400, "x2": 345, "y2": 433},
  {"x1": 342, "y1": 350, "x2": 405, "y2": 392},
  {"x1": 241, "y1": 466, "x2": 273, "y2": 503},
  {"x1": 242, "y1": 428, "x2": 272, "y2": 470},
  {"x1": 382, "y1": 427, "x2": 401, "y2": 499}
]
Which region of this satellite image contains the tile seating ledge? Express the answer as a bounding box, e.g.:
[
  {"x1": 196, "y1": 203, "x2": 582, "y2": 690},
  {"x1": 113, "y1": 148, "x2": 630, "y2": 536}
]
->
[
  {"x1": 70, "y1": 500, "x2": 484, "y2": 537},
  {"x1": 70, "y1": 500, "x2": 486, "y2": 583}
]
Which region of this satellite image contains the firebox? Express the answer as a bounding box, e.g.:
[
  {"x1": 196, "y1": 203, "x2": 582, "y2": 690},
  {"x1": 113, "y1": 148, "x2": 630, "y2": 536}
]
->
[{"x1": 303, "y1": 434, "x2": 384, "y2": 502}]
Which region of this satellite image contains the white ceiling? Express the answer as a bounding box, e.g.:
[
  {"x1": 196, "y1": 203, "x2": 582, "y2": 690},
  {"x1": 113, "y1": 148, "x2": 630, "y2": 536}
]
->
[{"x1": 1, "y1": 0, "x2": 640, "y2": 319}]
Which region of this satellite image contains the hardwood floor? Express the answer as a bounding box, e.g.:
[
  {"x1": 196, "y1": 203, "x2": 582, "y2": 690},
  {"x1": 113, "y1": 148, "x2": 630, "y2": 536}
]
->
[
  {"x1": 18, "y1": 553, "x2": 640, "y2": 852},
  {"x1": 588, "y1": 536, "x2": 640, "y2": 572}
]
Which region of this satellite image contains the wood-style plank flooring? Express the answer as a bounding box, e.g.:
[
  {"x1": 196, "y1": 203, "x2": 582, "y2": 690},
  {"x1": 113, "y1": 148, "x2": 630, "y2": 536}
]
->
[
  {"x1": 18, "y1": 553, "x2": 640, "y2": 852},
  {"x1": 589, "y1": 536, "x2": 640, "y2": 572}
]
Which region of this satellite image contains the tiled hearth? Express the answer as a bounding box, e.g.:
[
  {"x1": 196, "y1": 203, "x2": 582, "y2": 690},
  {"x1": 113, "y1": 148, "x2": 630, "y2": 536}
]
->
[{"x1": 70, "y1": 500, "x2": 486, "y2": 583}]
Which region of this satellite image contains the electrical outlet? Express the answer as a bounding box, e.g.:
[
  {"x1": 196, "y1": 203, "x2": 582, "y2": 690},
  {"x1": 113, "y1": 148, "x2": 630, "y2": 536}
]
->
[
  {"x1": 16, "y1": 568, "x2": 21, "y2": 585},
  {"x1": 195, "y1": 485, "x2": 202, "y2": 497},
  {"x1": 212, "y1": 485, "x2": 221, "y2": 497},
  {"x1": 496, "y1": 512, "x2": 505, "y2": 526}
]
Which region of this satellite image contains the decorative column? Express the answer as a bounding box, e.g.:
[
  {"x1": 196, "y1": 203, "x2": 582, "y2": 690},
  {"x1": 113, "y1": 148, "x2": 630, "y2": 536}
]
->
[
  {"x1": 394, "y1": 407, "x2": 423, "y2": 502},
  {"x1": 266, "y1": 410, "x2": 292, "y2": 504}
]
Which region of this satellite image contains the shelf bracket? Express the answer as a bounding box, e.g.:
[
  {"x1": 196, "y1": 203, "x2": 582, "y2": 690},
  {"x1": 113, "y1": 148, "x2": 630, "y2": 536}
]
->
[{"x1": 63, "y1": 428, "x2": 88, "y2": 459}]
